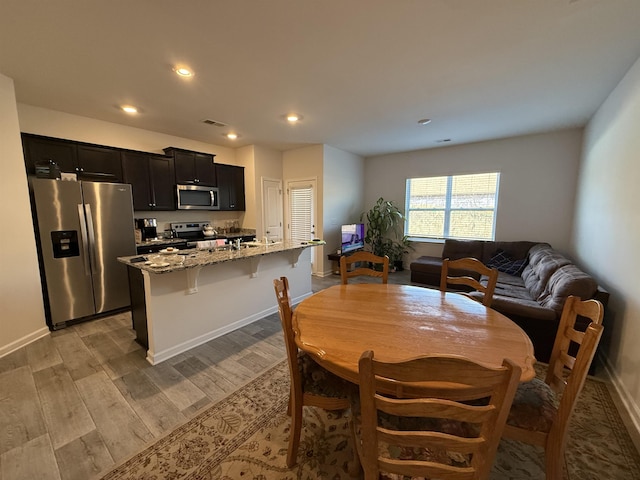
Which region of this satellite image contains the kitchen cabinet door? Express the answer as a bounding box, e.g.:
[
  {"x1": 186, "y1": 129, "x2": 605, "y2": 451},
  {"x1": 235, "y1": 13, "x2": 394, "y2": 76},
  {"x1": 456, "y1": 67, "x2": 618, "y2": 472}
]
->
[
  {"x1": 216, "y1": 164, "x2": 245, "y2": 211},
  {"x1": 194, "y1": 152, "x2": 217, "y2": 185},
  {"x1": 122, "y1": 152, "x2": 152, "y2": 210},
  {"x1": 148, "y1": 155, "x2": 175, "y2": 210},
  {"x1": 122, "y1": 152, "x2": 175, "y2": 210},
  {"x1": 77, "y1": 145, "x2": 123, "y2": 182},
  {"x1": 165, "y1": 147, "x2": 216, "y2": 186},
  {"x1": 22, "y1": 134, "x2": 77, "y2": 174}
]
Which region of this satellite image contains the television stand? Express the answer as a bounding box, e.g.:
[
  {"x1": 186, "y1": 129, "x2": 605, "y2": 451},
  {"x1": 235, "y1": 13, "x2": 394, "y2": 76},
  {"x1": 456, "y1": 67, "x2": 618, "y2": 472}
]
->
[{"x1": 327, "y1": 251, "x2": 363, "y2": 275}]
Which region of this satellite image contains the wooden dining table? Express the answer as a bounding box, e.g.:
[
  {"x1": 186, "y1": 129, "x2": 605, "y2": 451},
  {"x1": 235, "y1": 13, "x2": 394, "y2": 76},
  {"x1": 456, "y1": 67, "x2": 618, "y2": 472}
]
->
[{"x1": 292, "y1": 284, "x2": 536, "y2": 390}]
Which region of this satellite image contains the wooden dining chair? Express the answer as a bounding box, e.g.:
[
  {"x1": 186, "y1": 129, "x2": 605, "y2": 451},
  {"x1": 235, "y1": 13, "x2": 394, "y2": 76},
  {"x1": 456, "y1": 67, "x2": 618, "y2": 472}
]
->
[
  {"x1": 503, "y1": 295, "x2": 604, "y2": 480},
  {"x1": 340, "y1": 251, "x2": 389, "y2": 284},
  {"x1": 351, "y1": 350, "x2": 521, "y2": 480},
  {"x1": 440, "y1": 257, "x2": 499, "y2": 307},
  {"x1": 273, "y1": 277, "x2": 353, "y2": 467}
]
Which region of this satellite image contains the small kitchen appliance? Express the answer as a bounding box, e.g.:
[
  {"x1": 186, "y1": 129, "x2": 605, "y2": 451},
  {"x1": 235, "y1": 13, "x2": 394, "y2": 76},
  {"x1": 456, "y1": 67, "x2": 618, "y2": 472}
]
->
[{"x1": 136, "y1": 218, "x2": 158, "y2": 241}]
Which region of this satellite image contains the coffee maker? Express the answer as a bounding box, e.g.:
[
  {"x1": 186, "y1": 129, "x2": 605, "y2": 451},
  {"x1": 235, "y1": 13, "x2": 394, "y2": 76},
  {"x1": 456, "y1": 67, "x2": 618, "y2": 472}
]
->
[{"x1": 135, "y1": 218, "x2": 158, "y2": 241}]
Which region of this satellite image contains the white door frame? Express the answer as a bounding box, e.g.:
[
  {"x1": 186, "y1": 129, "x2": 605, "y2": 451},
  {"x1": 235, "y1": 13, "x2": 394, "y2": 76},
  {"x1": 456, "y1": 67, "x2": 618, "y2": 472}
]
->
[{"x1": 285, "y1": 177, "x2": 319, "y2": 274}]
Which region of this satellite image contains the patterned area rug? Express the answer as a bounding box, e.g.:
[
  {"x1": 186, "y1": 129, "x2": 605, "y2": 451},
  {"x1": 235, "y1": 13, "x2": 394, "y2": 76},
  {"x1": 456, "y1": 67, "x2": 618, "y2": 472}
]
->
[{"x1": 97, "y1": 360, "x2": 640, "y2": 480}]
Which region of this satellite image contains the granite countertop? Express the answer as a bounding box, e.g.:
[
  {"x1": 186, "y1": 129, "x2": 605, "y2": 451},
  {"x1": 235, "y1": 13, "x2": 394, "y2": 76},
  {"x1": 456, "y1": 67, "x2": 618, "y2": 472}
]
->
[{"x1": 119, "y1": 240, "x2": 317, "y2": 274}]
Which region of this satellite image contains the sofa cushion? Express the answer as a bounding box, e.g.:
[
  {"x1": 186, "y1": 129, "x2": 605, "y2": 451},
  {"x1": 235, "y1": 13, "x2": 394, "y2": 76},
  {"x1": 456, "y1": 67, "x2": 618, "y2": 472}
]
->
[
  {"x1": 494, "y1": 272, "x2": 526, "y2": 288},
  {"x1": 409, "y1": 255, "x2": 441, "y2": 274},
  {"x1": 522, "y1": 244, "x2": 571, "y2": 299},
  {"x1": 491, "y1": 282, "x2": 532, "y2": 300},
  {"x1": 486, "y1": 294, "x2": 558, "y2": 321},
  {"x1": 537, "y1": 265, "x2": 598, "y2": 315},
  {"x1": 442, "y1": 239, "x2": 484, "y2": 261}
]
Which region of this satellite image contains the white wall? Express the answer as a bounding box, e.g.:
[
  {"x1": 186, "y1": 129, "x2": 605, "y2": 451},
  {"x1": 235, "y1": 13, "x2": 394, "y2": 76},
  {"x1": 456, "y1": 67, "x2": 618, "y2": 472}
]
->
[
  {"x1": 364, "y1": 129, "x2": 583, "y2": 263},
  {"x1": 573, "y1": 56, "x2": 640, "y2": 426},
  {"x1": 0, "y1": 75, "x2": 49, "y2": 356},
  {"x1": 322, "y1": 145, "x2": 365, "y2": 275}
]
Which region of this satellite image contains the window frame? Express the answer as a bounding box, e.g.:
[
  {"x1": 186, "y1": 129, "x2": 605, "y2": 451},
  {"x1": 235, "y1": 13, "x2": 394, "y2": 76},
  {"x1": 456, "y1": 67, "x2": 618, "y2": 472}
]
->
[{"x1": 404, "y1": 172, "x2": 500, "y2": 242}]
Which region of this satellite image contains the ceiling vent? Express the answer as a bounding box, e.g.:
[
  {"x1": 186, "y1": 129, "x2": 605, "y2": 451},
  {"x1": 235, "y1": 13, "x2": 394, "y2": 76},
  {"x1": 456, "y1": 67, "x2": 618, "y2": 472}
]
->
[{"x1": 201, "y1": 119, "x2": 228, "y2": 127}]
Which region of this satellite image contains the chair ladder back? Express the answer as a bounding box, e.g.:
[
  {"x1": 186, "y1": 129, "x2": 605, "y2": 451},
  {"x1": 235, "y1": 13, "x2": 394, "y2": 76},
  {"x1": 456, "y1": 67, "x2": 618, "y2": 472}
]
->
[
  {"x1": 273, "y1": 277, "x2": 301, "y2": 387},
  {"x1": 548, "y1": 323, "x2": 603, "y2": 446},
  {"x1": 440, "y1": 257, "x2": 498, "y2": 307},
  {"x1": 340, "y1": 251, "x2": 389, "y2": 284},
  {"x1": 357, "y1": 351, "x2": 520, "y2": 480},
  {"x1": 545, "y1": 296, "x2": 604, "y2": 390}
]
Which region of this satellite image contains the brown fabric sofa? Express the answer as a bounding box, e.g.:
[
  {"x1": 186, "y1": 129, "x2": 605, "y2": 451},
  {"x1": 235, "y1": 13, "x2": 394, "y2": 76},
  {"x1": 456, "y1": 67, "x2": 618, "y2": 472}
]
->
[{"x1": 410, "y1": 240, "x2": 609, "y2": 363}]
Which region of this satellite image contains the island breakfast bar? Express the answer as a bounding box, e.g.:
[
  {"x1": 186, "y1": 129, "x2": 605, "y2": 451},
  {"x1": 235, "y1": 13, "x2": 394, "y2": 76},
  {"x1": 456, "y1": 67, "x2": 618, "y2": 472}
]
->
[{"x1": 119, "y1": 242, "x2": 316, "y2": 364}]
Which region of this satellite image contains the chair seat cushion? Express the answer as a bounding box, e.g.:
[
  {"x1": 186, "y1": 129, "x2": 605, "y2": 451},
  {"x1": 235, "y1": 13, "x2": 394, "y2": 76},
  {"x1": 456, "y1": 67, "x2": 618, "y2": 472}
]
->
[
  {"x1": 298, "y1": 352, "x2": 354, "y2": 398},
  {"x1": 507, "y1": 377, "x2": 558, "y2": 433}
]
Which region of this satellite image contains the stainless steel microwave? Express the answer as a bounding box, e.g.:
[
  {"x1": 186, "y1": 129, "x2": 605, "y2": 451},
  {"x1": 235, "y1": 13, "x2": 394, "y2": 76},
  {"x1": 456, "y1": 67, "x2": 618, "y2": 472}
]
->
[{"x1": 176, "y1": 184, "x2": 220, "y2": 210}]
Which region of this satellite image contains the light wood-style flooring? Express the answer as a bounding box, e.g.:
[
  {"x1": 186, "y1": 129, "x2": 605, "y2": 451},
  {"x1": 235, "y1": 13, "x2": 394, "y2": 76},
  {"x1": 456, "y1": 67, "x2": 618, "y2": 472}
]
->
[
  {"x1": 0, "y1": 271, "x2": 409, "y2": 480},
  {"x1": 2, "y1": 269, "x2": 637, "y2": 479}
]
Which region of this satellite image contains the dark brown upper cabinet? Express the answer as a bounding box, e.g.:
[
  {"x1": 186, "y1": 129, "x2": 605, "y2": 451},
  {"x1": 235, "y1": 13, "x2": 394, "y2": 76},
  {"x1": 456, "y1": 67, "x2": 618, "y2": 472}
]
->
[
  {"x1": 22, "y1": 134, "x2": 123, "y2": 182},
  {"x1": 216, "y1": 164, "x2": 245, "y2": 211},
  {"x1": 122, "y1": 152, "x2": 175, "y2": 211},
  {"x1": 163, "y1": 147, "x2": 216, "y2": 186},
  {"x1": 76, "y1": 145, "x2": 122, "y2": 182},
  {"x1": 22, "y1": 134, "x2": 78, "y2": 174}
]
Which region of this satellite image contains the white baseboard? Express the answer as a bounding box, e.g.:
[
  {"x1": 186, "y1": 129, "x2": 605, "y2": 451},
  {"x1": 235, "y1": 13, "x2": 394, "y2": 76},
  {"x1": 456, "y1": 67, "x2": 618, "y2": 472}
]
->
[
  {"x1": 600, "y1": 353, "x2": 640, "y2": 436},
  {"x1": 0, "y1": 327, "x2": 50, "y2": 359}
]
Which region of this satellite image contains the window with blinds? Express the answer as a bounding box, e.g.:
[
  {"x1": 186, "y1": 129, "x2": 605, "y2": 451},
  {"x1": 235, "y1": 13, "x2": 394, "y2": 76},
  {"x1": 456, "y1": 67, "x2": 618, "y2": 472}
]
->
[
  {"x1": 405, "y1": 172, "x2": 500, "y2": 241},
  {"x1": 289, "y1": 185, "x2": 314, "y2": 242}
]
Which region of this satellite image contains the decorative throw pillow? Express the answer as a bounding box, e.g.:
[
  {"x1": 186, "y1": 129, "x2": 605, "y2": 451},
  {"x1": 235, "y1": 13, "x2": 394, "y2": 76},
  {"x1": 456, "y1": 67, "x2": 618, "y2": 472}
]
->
[
  {"x1": 487, "y1": 250, "x2": 511, "y2": 269},
  {"x1": 499, "y1": 258, "x2": 527, "y2": 275},
  {"x1": 486, "y1": 249, "x2": 527, "y2": 276}
]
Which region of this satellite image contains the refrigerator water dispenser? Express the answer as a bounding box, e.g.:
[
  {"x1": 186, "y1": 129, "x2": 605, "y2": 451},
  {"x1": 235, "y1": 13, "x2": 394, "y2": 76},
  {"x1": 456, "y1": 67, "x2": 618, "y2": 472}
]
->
[{"x1": 51, "y1": 230, "x2": 80, "y2": 258}]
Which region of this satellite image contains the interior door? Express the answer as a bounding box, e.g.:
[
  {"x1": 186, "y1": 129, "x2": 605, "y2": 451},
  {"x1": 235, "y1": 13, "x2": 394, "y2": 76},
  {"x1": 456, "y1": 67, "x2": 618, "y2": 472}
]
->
[
  {"x1": 262, "y1": 178, "x2": 283, "y2": 241},
  {"x1": 286, "y1": 179, "x2": 318, "y2": 273}
]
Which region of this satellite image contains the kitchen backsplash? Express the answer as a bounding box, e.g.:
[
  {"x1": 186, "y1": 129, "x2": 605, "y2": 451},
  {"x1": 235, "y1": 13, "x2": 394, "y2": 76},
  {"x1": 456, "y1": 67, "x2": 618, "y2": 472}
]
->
[{"x1": 134, "y1": 210, "x2": 246, "y2": 236}]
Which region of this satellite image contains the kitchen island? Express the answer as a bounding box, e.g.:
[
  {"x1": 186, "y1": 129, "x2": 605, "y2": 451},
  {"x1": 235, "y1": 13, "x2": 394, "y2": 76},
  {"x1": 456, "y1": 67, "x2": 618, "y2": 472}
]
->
[{"x1": 119, "y1": 241, "x2": 317, "y2": 364}]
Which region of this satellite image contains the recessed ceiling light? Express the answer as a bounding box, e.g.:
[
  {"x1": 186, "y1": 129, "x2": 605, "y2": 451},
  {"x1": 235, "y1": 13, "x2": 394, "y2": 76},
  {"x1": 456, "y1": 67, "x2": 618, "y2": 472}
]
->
[
  {"x1": 225, "y1": 133, "x2": 238, "y2": 140},
  {"x1": 418, "y1": 118, "x2": 432, "y2": 125},
  {"x1": 286, "y1": 113, "x2": 303, "y2": 123},
  {"x1": 121, "y1": 105, "x2": 138, "y2": 114},
  {"x1": 174, "y1": 66, "x2": 193, "y2": 77}
]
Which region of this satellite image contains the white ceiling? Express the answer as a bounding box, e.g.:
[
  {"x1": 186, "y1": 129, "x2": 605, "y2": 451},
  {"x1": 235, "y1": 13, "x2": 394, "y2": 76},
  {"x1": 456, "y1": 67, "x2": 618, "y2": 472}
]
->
[{"x1": 1, "y1": 0, "x2": 639, "y2": 157}]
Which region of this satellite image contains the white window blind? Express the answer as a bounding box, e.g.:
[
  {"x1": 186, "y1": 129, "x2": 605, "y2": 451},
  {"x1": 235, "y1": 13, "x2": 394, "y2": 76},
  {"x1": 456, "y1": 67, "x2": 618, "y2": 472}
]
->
[
  {"x1": 405, "y1": 172, "x2": 500, "y2": 241},
  {"x1": 289, "y1": 185, "x2": 313, "y2": 242}
]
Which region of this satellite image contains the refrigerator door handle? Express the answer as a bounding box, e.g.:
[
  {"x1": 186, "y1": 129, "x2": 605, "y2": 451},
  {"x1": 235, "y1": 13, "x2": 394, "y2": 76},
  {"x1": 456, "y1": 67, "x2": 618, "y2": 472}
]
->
[
  {"x1": 84, "y1": 203, "x2": 98, "y2": 274},
  {"x1": 78, "y1": 204, "x2": 92, "y2": 276}
]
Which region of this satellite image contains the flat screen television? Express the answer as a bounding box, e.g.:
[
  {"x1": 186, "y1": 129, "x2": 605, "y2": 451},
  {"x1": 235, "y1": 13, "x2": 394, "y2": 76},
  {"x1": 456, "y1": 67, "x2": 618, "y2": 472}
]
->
[{"x1": 341, "y1": 223, "x2": 365, "y2": 254}]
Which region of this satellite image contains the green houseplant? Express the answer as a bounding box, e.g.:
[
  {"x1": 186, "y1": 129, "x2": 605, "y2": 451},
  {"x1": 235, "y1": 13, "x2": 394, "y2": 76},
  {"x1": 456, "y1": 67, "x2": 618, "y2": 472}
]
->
[{"x1": 360, "y1": 197, "x2": 412, "y2": 270}]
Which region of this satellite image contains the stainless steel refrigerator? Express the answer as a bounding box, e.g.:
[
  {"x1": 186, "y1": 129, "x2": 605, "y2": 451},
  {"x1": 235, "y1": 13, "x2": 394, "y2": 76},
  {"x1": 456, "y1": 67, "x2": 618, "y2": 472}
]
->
[{"x1": 30, "y1": 178, "x2": 137, "y2": 329}]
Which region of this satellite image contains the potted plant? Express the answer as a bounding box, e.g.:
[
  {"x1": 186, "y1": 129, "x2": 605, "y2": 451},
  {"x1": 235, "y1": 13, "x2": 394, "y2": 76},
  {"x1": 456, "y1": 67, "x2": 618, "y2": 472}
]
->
[
  {"x1": 361, "y1": 197, "x2": 411, "y2": 270},
  {"x1": 388, "y1": 235, "x2": 413, "y2": 271}
]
